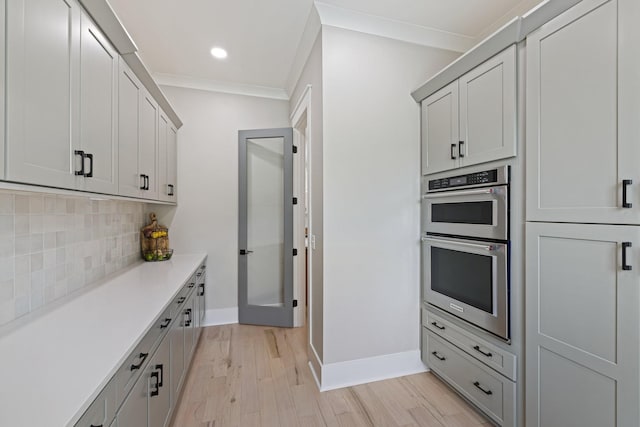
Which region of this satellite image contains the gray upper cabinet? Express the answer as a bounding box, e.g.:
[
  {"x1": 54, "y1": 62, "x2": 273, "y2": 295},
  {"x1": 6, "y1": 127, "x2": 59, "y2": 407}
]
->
[
  {"x1": 118, "y1": 60, "x2": 142, "y2": 198},
  {"x1": 526, "y1": 221, "x2": 640, "y2": 427},
  {"x1": 79, "y1": 12, "x2": 118, "y2": 194},
  {"x1": 526, "y1": 0, "x2": 640, "y2": 224},
  {"x1": 421, "y1": 46, "x2": 516, "y2": 175},
  {"x1": 6, "y1": 0, "x2": 81, "y2": 188},
  {"x1": 158, "y1": 110, "x2": 178, "y2": 203},
  {"x1": 139, "y1": 90, "x2": 159, "y2": 200},
  {"x1": 421, "y1": 81, "x2": 459, "y2": 175}
]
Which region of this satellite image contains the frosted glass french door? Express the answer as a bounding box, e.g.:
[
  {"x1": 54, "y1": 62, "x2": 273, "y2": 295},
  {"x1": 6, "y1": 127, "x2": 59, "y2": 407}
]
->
[{"x1": 238, "y1": 128, "x2": 294, "y2": 327}]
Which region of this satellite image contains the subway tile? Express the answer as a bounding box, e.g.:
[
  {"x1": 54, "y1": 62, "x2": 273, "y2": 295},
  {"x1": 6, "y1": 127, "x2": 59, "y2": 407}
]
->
[
  {"x1": 44, "y1": 196, "x2": 56, "y2": 214},
  {"x1": 0, "y1": 258, "x2": 14, "y2": 282},
  {"x1": 14, "y1": 196, "x2": 30, "y2": 214},
  {"x1": 0, "y1": 194, "x2": 14, "y2": 214},
  {"x1": 14, "y1": 255, "x2": 30, "y2": 277},
  {"x1": 0, "y1": 300, "x2": 16, "y2": 326},
  {"x1": 0, "y1": 215, "x2": 14, "y2": 236},
  {"x1": 29, "y1": 195, "x2": 43, "y2": 214},
  {"x1": 0, "y1": 236, "x2": 14, "y2": 258},
  {"x1": 30, "y1": 252, "x2": 43, "y2": 272},
  {"x1": 14, "y1": 275, "x2": 30, "y2": 298},
  {"x1": 0, "y1": 279, "x2": 14, "y2": 303},
  {"x1": 15, "y1": 215, "x2": 29, "y2": 235},
  {"x1": 30, "y1": 233, "x2": 44, "y2": 252},
  {"x1": 14, "y1": 296, "x2": 30, "y2": 318},
  {"x1": 44, "y1": 232, "x2": 56, "y2": 250},
  {"x1": 56, "y1": 248, "x2": 66, "y2": 266},
  {"x1": 30, "y1": 215, "x2": 43, "y2": 234},
  {"x1": 43, "y1": 250, "x2": 56, "y2": 270}
]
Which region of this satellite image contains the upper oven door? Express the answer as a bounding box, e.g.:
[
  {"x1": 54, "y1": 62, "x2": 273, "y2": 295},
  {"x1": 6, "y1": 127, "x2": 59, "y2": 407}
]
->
[{"x1": 422, "y1": 185, "x2": 508, "y2": 240}]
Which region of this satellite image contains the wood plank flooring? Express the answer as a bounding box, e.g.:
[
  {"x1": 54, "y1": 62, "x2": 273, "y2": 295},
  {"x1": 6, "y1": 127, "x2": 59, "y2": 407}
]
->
[{"x1": 170, "y1": 324, "x2": 491, "y2": 427}]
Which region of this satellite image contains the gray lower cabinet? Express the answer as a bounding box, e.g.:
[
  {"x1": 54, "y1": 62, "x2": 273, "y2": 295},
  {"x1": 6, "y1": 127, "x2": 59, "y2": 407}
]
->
[
  {"x1": 75, "y1": 261, "x2": 207, "y2": 427},
  {"x1": 422, "y1": 326, "x2": 516, "y2": 426},
  {"x1": 526, "y1": 222, "x2": 640, "y2": 427},
  {"x1": 148, "y1": 338, "x2": 171, "y2": 427}
]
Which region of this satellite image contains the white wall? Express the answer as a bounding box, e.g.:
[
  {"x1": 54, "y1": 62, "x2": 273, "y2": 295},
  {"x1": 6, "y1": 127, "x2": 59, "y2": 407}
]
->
[
  {"x1": 156, "y1": 87, "x2": 290, "y2": 318},
  {"x1": 321, "y1": 26, "x2": 459, "y2": 364}
]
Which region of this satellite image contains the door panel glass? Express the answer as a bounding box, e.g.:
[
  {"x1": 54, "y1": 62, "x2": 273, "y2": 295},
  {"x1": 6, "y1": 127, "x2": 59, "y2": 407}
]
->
[
  {"x1": 431, "y1": 201, "x2": 493, "y2": 224},
  {"x1": 431, "y1": 247, "x2": 493, "y2": 312},
  {"x1": 247, "y1": 137, "x2": 284, "y2": 307}
]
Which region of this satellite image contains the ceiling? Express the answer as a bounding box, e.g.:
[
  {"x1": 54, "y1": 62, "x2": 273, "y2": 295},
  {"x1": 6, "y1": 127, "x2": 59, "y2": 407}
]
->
[{"x1": 106, "y1": 0, "x2": 541, "y2": 95}]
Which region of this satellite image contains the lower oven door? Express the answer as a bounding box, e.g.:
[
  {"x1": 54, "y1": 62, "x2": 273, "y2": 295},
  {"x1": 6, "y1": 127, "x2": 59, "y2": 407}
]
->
[{"x1": 422, "y1": 235, "x2": 509, "y2": 340}]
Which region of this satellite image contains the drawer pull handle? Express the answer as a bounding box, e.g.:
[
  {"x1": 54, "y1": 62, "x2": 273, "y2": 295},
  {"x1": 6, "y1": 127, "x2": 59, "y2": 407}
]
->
[
  {"x1": 473, "y1": 381, "x2": 493, "y2": 395},
  {"x1": 196, "y1": 272, "x2": 203, "y2": 277},
  {"x1": 450, "y1": 143, "x2": 457, "y2": 160},
  {"x1": 160, "y1": 318, "x2": 171, "y2": 329},
  {"x1": 74, "y1": 150, "x2": 85, "y2": 176},
  {"x1": 431, "y1": 321, "x2": 445, "y2": 330},
  {"x1": 188, "y1": 282, "x2": 195, "y2": 288},
  {"x1": 150, "y1": 371, "x2": 160, "y2": 397},
  {"x1": 431, "y1": 351, "x2": 446, "y2": 361},
  {"x1": 622, "y1": 242, "x2": 632, "y2": 271},
  {"x1": 177, "y1": 296, "x2": 186, "y2": 304},
  {"x1": 156, "y1": 363, "x2": 164, "y2": 387},
  {"x1": 130, "y1": 352, "x2": 149, "y2": 371},
  {"x1": 90, "y1": 424, "x2": 103, "y2": 427},
  {"x1": 185, "y1": 308, "x2": 192, "y2": 326},
  {"x1": 473, "y1": 345, "x2": 493, "y2": 358},
  {"x1": 198, "y1": 283, "x2": 205, "y2": 296},
  {"x1": 623, "y1": 179, "x2": 633, "y2": 208}
]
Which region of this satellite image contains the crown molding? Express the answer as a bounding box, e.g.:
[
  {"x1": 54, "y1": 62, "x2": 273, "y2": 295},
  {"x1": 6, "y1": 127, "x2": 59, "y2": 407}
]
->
[
  {"x1": 314, "y1": 2, "x2": 475, "y2": 53},
  {"x1": 153, "y1": 73, "x2": 289, "y2": 100},
  {"x1": 285, "y1": 6, "x2": 322, "y2": 98}
]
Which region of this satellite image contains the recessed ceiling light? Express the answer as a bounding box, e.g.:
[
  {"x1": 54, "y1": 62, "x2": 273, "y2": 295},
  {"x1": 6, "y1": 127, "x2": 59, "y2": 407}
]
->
[{"x1": 210, "y1": 47, "x2": 228, "y2": 59}]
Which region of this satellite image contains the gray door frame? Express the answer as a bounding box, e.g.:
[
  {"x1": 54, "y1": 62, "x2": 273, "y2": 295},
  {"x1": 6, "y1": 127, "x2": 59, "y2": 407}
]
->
[{"x1": 238, "y1": 127, "x2": 294, "y2": 327}]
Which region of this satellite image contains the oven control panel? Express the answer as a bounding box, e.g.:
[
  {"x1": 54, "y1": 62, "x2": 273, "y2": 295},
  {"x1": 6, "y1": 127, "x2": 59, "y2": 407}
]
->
[{"x1": 428, "y1": 168, "x2": 502, "y2": 191}]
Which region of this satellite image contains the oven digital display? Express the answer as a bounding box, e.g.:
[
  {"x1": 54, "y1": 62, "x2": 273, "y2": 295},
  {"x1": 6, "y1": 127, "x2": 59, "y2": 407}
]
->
[{"x1": 449, "y1": 176, "x2": 467, "y2": 186}]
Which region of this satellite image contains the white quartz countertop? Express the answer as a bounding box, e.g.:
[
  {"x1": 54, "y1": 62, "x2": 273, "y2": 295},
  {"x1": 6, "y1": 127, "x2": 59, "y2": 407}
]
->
[{"x1": 0, "y1": 253, "x2": 207, "y2": 427}]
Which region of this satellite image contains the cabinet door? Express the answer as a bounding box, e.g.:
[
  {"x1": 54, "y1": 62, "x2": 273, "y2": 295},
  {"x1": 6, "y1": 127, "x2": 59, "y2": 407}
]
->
[
  {"x1": 526, "y1": 0, "x2": 640, "y2": 224},
  {"x1": 421, "y1": 81, "x2": 459, "y2": 175},
  {"x1": 6, "y1": 0, "x2": 81, "y2": 188},
  {"x1": 118, "y1": 61, "x2": 142, "y2": 198},
  {"x1": 116, "y1": 367, "x2": 148, "y2": 427},
  {"x1": 148, "y1": 338, "x2": 171, "y2": 427},
  {"x1": 157, "y1": 112, "x2": 169, "y2": 202},
  {"x1": 80, "y1": 12, "x2": 118, "y2": 194},
  {"x1": 459, "y1": 45, "x2": 516, "y2": 168},
  {"x1": 526, "y1": 222, "x2": 640, "y2": 427},
  {"x1": 170, "y1": 310, "x2": 185, "y2": 404},
  {"x1": 167, "y1": 125, "x2": 178, "y2": 202},
  {"x1": 184, "y1": 293, "x2": 196, "y2": 362},
  {"x1": 139, "y1": 91, "x2": 159, "y2": 200}
]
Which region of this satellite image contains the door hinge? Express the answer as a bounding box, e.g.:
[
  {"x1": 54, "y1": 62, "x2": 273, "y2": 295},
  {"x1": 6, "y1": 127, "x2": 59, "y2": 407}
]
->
[
  {"x1": 293, "y1": 248, "x2": 298, "y2": 256},
  {"x1": 293, "y1": 299, "x2": 298, "y2": 308},
  {"x1": 293, "y1": 145, "x2": 298, "y2": 154},
  {"x1": 293, "y1": 197, "x2": 298, "y2": 205}
]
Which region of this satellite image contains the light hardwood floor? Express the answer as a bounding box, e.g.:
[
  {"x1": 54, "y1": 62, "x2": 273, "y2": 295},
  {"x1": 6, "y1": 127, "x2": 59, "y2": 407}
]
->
[{"x1": 170, "y1": 324, "x2": 491, "y2": 427}]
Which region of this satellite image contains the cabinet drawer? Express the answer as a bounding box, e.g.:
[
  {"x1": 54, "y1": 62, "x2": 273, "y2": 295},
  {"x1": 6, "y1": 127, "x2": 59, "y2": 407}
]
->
[
  {"x1": 114, "y1": 305, "x2": 170, "y2": 402},
  {"x1": 75, "y1": 379, "x2": 116, "y2": 427},
  {"x1": 423, "y1": 328, "x2": 515, "y2": 426},
  {"x1": 170, "y1": 284, "x2": 191, "y2": 318},
  {"x1": 423, "y1": 308, "x2": 516, "y2": 380}
]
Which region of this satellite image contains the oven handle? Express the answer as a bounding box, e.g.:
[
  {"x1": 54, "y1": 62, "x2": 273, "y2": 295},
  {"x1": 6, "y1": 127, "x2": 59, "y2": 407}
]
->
[
  {"x1": 421, "y1": 187, "x2": 500, "y2": 199},
  {"x1": 421, "y1": 236, "x2": 497, "y2": 252}
]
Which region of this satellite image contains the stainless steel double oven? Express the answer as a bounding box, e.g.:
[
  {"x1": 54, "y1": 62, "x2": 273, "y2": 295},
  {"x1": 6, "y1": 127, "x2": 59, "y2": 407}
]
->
[{"x1": 422, "y1": 166, "x2": 510, "y2": 340}]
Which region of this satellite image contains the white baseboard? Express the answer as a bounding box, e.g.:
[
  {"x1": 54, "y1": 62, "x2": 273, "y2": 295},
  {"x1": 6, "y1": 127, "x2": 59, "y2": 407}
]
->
[
  {"x1": 203, "y1": 307, "x2": 238, "y2": 326},
  {"x1": 319, "y1": 349, "x2": 428, "y2": 391}
]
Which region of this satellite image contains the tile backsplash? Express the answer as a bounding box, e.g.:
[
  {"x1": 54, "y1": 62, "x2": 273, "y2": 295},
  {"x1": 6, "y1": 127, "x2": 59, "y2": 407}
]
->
[{"x1": 0, "y1": 190, "x2": 148, "y2": 326}]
